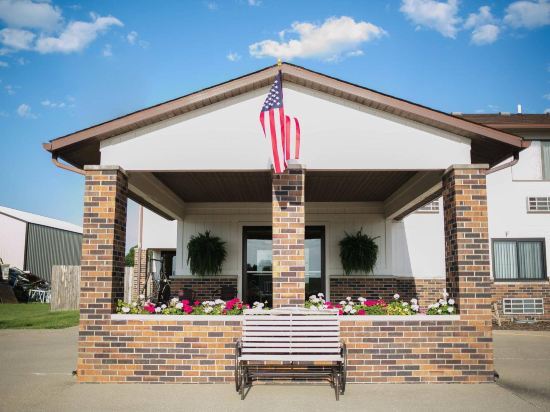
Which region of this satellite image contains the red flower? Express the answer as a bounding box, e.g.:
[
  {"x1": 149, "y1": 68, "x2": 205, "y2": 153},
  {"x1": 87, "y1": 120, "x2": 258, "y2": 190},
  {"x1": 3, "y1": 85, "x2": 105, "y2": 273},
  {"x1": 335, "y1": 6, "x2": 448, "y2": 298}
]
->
[
  {"x1": 338, "y1": 309, "x2": 343, "y2": 315},
  {"x1": 181, "y1": 300, "x2": 189, "y2": 306},
  {"x1": 357, "y1": 309, "x2": 366, "y2": 315},
  {"x1": 194, "y1": 300, "x2": 200, "y2": 306}
]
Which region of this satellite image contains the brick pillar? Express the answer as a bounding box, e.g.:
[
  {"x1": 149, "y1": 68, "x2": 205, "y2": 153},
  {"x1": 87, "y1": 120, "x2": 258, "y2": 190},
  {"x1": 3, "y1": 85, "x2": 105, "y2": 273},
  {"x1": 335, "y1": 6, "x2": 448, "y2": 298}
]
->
[
  {"x1": 78, "y1": 165, "x2": 127, "y2": 377},
  {"x1": 442, "y1": 164, "x2": 494, "y2": 381},
  {"x1": 132, "y1": 247, "x2": 147, "y2": 300},
  {"x1": 272, "y1": 161, "x2": 305, "y2": 308}
]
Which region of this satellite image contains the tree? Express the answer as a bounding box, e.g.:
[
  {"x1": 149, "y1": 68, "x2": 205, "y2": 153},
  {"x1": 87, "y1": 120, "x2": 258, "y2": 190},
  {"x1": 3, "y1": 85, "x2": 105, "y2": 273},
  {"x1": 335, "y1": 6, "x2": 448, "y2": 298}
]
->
[{"x1": 125, "y1": 245, "x2": 137, "y2": 267}]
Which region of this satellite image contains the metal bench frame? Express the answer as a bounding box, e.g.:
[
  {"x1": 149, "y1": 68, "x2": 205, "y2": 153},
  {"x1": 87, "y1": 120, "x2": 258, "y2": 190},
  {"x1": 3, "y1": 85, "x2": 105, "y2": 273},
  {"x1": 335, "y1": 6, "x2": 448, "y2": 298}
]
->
[{"x1": 235, "y1": 308, "x2": 347, "y2": 400}]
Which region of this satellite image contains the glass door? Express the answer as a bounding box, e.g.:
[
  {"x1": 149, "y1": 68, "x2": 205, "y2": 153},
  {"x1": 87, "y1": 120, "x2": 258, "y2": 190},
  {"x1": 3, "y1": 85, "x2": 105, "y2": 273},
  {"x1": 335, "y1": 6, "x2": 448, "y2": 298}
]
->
[
  {"x1": 242, "y1": 226, "x2": 325, "y2": 306},
  {"x1": 243, "y1": 227, "x2": 273, "y2": 306}
]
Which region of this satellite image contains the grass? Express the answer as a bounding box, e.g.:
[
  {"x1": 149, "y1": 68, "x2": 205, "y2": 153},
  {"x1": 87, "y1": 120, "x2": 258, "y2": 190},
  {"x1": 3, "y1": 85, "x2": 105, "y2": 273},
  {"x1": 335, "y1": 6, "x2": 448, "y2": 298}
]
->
[{"x1": 0, "y1": 303, "x2": 79, "y2": 329}]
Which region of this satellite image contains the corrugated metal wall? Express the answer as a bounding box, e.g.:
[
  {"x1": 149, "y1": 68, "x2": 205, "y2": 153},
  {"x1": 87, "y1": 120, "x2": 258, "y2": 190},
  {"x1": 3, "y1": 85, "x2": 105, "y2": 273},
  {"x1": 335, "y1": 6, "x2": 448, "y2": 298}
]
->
[{"x1": 25, "y1": 223, "x2": 82, "y2": 282}]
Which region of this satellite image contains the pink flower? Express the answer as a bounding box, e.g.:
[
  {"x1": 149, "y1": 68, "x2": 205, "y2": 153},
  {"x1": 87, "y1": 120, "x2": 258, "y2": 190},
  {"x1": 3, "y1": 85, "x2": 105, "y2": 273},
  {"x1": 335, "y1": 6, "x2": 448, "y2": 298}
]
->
[
  {"x1": 194, "y1": 300, "x2": 200, "y2": 306},
  {"x1": 357, "y1": 309, "x2": 366, "y2": 315},
  {"x1": 338, "y1": 309, "x2": 343, "y2": 315},
  {"x1": 181, "y1": 300, "x2": 189, "y2": 306}
]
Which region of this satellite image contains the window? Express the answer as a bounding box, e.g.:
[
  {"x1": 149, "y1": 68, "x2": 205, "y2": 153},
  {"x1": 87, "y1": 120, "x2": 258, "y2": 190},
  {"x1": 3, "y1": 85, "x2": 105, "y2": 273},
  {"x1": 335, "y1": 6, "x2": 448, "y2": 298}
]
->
[
  {"x1": 492, "y1": 239, "x2": 547, "y2": 281},
  {"x1": 416, "y1": 200, "x2": 439, "y2": 213},
  {"x1": 543, "y1": 141, "x2": 550, "y2": 180},
  {"x1": 527, "y1": 197, "x2": 550, "y2": 213}
]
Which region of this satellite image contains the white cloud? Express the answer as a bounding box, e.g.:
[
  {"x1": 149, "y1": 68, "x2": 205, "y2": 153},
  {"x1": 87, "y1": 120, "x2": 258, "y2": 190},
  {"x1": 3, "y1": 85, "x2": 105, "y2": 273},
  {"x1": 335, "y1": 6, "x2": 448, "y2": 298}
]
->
[
  {"x1": 41, "y1": 99, "x2": 66, "y2": 108},
  {"x1": 400, "y1": 0, "x2": 461, "y2": 38},
  {"x1": 206, "y1": 2, "x2": 218, "y2": 10},
  {"x1": 16, "y1": 103, "x2": 36, "y2": 118},
  {"x1": 544, "y1": 93, "x2": 550, "y2": 100},
  {"x1": 0, "y1": 60, "x2": 7, "y2": 67},
  {"x1": 248, "y1": 0, "x2": 261, "y2": 6},
  {"x1": 346, "y1": 49, "x2": 364, "y2": 57},
  {"x1": 35, "y1": 14, "x2": 123, "y2": 54},
  {"x1": 5, "y1": 84, "x2": 16, "y2": 94},
  {"x1": 0, "y1": 0, "x2": 62, "y2": 31},
  {"x1": 126, "y1": 30, "x2": 149, "y2": 48},
  {"x1": 504, "y1": 0, "x2": 550, "y2": 29},
  {"x1": 226, "y1": 52, "x2": 241, "y2": 61},
  {"x1": 465, "y1": 6, "x2": 500, "y2": 45},
  {"x1": 127, "y1": 30, "x2": 138, "y2": 44},
  {"x1": 0, "y1": 28, "x2": 35, "y2": 50},
  {"x1": 471, "y1": 24, "x2": 500, "y2": 45},
  {"x1": 249, "y1": 16, "x2": 386, "y2": 61},
  {"x1": 102, "y1": 43, "x2": 112, "y2": 57}
]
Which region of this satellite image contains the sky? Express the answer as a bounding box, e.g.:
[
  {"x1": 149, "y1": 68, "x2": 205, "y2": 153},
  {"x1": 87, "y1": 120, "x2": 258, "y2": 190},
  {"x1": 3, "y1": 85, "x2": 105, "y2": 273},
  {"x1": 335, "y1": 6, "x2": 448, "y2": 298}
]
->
[{"x1": 0, "y1": 0, "x2": 549, "y2": 247}]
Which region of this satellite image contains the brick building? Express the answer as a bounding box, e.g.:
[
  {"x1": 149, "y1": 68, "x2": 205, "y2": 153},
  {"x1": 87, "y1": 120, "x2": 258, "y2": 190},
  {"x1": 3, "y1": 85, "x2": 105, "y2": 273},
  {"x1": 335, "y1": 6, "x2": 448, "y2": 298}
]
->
[{"x1": 44, "y1": 63, "x2": 539, "y2": 383}]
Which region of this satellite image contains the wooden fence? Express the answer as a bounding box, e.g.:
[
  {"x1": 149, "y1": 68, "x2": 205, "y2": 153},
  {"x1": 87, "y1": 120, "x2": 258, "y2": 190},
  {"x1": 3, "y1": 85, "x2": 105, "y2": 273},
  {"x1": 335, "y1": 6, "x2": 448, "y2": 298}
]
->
[{"x1": 51, "y1": 265, "x2": 134, "y2": 311}]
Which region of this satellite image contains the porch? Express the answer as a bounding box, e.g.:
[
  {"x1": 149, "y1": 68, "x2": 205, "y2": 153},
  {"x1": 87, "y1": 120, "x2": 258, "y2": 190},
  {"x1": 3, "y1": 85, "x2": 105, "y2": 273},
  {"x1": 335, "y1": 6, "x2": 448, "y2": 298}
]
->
[{"x1": 42, "y1": 63, "x2": 526, "y2": 384}]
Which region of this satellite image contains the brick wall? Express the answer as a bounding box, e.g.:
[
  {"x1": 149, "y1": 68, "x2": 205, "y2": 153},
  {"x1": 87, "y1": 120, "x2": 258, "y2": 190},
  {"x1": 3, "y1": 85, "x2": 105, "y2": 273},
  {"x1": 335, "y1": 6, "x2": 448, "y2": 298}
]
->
[
  {"x1": 441, "y1": 165, "x2": 493, "y2": 382},
  {"x1": 77, "y1": 315, "x2": 492, "y2": 383},
  {"x1": 272, "y1": 162, "x2": 305, "y2": 307},
  {"x1": 79, "y1": 166, "x2": 128, "y2": 377},
  {"x1": 170, "y1": 276, "x2": 239, "y2": 302},
  {"x1": 132, "y1": 248, "x2": 147, "y2": 300},
  {"x1": 330, "y1": 276, "x2": 445, "y2": 308},
  {"x1": 493, "y1": 281, "x2": 550, "y2": 321}
]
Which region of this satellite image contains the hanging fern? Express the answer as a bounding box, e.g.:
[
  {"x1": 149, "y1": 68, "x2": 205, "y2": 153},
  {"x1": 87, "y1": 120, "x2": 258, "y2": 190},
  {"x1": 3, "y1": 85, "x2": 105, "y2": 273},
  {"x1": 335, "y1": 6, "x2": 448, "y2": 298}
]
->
[
  {"x1": 187, "y1": 231, "x2": 227, "y2": 276},
  {"x1": 339, "y1": 228, "x2": 379, "y2": 275}
]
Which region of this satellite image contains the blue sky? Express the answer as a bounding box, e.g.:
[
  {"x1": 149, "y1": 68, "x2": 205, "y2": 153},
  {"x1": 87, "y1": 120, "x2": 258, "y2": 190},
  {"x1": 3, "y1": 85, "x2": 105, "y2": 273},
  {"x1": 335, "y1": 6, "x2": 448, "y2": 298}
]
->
[{"x1": 0, "y1": 0, "x2": 549, "y2": 245}]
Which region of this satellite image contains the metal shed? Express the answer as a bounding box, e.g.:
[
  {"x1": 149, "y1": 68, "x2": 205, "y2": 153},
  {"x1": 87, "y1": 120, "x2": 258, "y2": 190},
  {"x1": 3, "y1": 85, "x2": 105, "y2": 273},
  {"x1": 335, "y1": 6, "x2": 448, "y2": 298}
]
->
[{"x1": 0, "y1": 206, "x2": 82, "y2": 282}]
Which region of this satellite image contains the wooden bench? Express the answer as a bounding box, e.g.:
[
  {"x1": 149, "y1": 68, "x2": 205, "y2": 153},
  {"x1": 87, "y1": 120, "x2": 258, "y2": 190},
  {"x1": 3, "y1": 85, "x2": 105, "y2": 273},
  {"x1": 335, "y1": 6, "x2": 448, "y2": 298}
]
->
[{"x1": 235, "y1": 307, "x2": 347, "y2": 400}]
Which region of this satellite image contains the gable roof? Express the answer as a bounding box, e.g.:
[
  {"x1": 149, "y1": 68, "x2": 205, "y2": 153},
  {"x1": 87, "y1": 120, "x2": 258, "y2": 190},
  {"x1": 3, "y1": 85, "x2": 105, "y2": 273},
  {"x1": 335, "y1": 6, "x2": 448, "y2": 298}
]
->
[
  {"x1": 43, "y1": 63, "x2": 527, "y2": 168},
  {"x1": 0, "y1": 205, "x2": 82, "y2": 234}
]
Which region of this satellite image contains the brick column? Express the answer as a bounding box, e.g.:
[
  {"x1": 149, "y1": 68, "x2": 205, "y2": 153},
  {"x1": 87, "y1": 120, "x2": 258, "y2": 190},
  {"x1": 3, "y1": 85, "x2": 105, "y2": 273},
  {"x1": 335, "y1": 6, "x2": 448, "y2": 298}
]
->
[
  {"x1": 78, "y1": 165, "x2": 127, "y2": 377},
  {"x1": 442, "y1": 164, "x2": 494, "y2": 381},
  {"x1": 132, "y1": 247, "x2": 147, "y2": 300},
  {"x1": 272, "y1": 161, "x2": 305, "y2": 308}
]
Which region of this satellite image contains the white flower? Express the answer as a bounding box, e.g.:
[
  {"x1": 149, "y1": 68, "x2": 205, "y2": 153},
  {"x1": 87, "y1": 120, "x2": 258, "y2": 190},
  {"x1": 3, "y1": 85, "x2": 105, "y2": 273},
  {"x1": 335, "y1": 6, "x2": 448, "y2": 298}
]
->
[
  {"x1": 204, "y1": 306, "x2": 213, "y2": 313},
  {"x1": 122, "y1": 306, "x2": 130, "y2": 313},
  {"x1": 346, "y1": 296, "x2": 352, "y2": 301},
  {"x1": 411, "y1": 304, "x2": 419, "y2": 312},
  {"x1": 448, "y1": 299, "x2": 455, "y2": 306},
  {"x1": 309, "y1": 295, "x2": 316, "y2": 300},
  {"x1": 215, "y1": 299, "x2": 224, "y2": 305},
  {"x1": 170, "y1": 297, "x2": 178, "y2": 305},
  {"x1": 439, "y1": 299, "x2": 446, "y2": 305},
  {"x1": 402, "y1": 302, "x2": 409, "y2": 307},
  {"x1": 317, "y1": 293, "x2": 324, "y2": 298},
  {"x1": 393, "y1": 294, "x2": 400, "y2": 300},
  {"x1": 447, "y1": 307, "x2": 454, "y2": 313},
  {"x1": 161, "y1": 304, "x2": 167, "y2": 309},
  {"x1": 155, "y1": 307, "x2": 162, "y2": 313},
  {"x1": 443, "y1": 290, "x2": 449, "y2": 298},
  {"x1": 437, "y1": 309, "x2": 442, "y2": 314},
  {"x1": 434, "y1": 302, "x2": 440, "y2": 308},
  {"x1": 176, "y1": 302, "x2": 183, "y2": 309},
  {"x1": 357, "y1": 297, "x2": 366, "y2": 303},
  {"x1": 139, "y1": 294, "x2": 145, "y2": 300},
  {"x1": 253, "y1": 302, "x2": 264, "y2": 308},
  {"x1": 132, "y1": 302, "x2": 137, "y2": 307},
  {"x1": 410, "y1": 298, "x2": 418, "y2": 305},
  {"x1": 350, "y1": 308, "x2": 357, "y2": 314},
  {"x1": 340, "y1": 301, "x2": 346, "y2": 306},
  {"x1": 344, "y1": 305, "x2": 352, "y2": 313}
]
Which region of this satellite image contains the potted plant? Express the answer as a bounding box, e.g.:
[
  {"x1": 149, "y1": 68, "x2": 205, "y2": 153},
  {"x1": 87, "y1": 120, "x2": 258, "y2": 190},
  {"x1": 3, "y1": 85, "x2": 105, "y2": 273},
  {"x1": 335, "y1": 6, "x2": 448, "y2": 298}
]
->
[
  {"x1": 186, "y1": 230, "x2": 227, "y2": 276},
  {"x1": 338, "y1": 228, "x2": 378, "y2": 275}
]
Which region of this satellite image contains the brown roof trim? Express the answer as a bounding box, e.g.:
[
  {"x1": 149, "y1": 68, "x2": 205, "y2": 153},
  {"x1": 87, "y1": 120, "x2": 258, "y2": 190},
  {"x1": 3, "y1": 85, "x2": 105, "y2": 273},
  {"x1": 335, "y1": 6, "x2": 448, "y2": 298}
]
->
[{"x1": 44, "y1": 62, "x2": 526, "y2": 161}]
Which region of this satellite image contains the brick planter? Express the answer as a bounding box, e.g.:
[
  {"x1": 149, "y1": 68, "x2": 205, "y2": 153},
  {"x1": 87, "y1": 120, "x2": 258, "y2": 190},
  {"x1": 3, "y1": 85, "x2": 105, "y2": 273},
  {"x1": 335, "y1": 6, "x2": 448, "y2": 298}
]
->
[
  {"x1": 169, "y1": 276, "x2": 239, "y2": 302},
  {"x1": 77, "y1": 314, "x2": 493, "y2": 384}
]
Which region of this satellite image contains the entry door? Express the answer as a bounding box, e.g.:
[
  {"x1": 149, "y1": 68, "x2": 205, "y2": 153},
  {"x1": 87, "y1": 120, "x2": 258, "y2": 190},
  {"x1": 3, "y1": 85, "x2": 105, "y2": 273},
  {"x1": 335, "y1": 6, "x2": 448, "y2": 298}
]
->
[{"x1": 242, "y1": 226, "x2": 325, "y2": 306}]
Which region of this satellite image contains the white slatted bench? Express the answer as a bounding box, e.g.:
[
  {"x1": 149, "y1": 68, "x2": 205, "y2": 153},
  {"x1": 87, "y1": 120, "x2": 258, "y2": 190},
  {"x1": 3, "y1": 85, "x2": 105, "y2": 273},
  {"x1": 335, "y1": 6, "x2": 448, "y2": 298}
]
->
[{"x1": 235, "y1": 308, "x2": 346, "y2": 400}]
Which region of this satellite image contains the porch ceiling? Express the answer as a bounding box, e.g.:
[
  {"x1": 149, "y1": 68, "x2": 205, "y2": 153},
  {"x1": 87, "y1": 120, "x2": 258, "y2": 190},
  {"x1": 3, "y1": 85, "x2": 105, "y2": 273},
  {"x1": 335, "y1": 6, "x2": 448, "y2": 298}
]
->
[{"x1": 151, "y1": 170, "x2": 418, "y2": 203}]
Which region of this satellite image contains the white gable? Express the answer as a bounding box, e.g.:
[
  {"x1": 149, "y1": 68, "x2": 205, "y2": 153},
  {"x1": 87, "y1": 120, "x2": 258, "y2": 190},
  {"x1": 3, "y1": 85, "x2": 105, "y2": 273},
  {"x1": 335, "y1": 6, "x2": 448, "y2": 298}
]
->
[{"x1": 100, "y1": 83, "x2": 471, "y2": 171}]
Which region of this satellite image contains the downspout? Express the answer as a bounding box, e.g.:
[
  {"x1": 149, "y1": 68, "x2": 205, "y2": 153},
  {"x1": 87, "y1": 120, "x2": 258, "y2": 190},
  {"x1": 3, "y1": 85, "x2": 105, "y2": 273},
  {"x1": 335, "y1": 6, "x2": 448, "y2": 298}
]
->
[
  {"x1": 51, "y1": 154, "x2": 86, "y2": 176},
  {"x1": 485, "y1": 152, "x2": 520, "y2": 175}
]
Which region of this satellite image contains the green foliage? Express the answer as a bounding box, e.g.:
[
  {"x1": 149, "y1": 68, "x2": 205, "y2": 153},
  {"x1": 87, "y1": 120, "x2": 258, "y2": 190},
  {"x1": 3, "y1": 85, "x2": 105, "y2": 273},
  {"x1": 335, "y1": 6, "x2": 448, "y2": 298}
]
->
[
  {"x1": 186, "y1": 231, "x2": 227, "y2": 276},
  {"x1": 125, "y1": 245, "x2": 137, "y2": 267},
  {"x1": 338, "y1": 228, "x2": 379, "y2": 275},
  {"x1": 0, "y1": 304, "x2": 79, "y2": 329},
  {"x1": 386, "y1": 300, "x2": 417, "y2": 315}
]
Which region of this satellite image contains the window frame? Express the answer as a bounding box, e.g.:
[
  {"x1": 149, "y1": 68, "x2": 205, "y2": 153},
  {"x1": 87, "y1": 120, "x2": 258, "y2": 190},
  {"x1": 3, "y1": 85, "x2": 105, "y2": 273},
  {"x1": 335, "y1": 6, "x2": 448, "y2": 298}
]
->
[
  {"x1": 542, "y1": 141, "x2": 550, "y2": 181},
  {"x1": 492, "y1": 238, "x2": 548, "y2": 282}
]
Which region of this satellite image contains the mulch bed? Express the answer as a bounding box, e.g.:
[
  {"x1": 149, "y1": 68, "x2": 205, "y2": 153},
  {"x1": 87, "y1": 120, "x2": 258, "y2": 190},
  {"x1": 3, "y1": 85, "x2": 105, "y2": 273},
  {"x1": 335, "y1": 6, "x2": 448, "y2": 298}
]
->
[{"x1": 493, "y1": 321, "x2": 550, "y2": 331}]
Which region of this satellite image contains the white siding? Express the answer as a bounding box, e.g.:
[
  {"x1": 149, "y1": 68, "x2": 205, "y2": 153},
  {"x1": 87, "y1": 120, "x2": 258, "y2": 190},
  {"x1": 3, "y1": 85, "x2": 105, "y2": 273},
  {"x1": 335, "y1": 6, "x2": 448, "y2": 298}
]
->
[
  {"x1": 0, "y1": 213, "x2": 27, "y2": 268},
  {"x1": 141, "y1": 208, "x2": 177, "y2": 250},
  {"x1": 100, "y1": 84, "x2": 471, "y2": 172}
]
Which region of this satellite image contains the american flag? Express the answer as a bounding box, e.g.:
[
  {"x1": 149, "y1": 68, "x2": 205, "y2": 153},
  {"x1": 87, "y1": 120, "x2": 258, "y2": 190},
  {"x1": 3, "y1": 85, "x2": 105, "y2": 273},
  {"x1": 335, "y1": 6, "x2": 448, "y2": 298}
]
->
[{"x1": 259, "y1": 71, "x2": 300, "y2": 173}]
